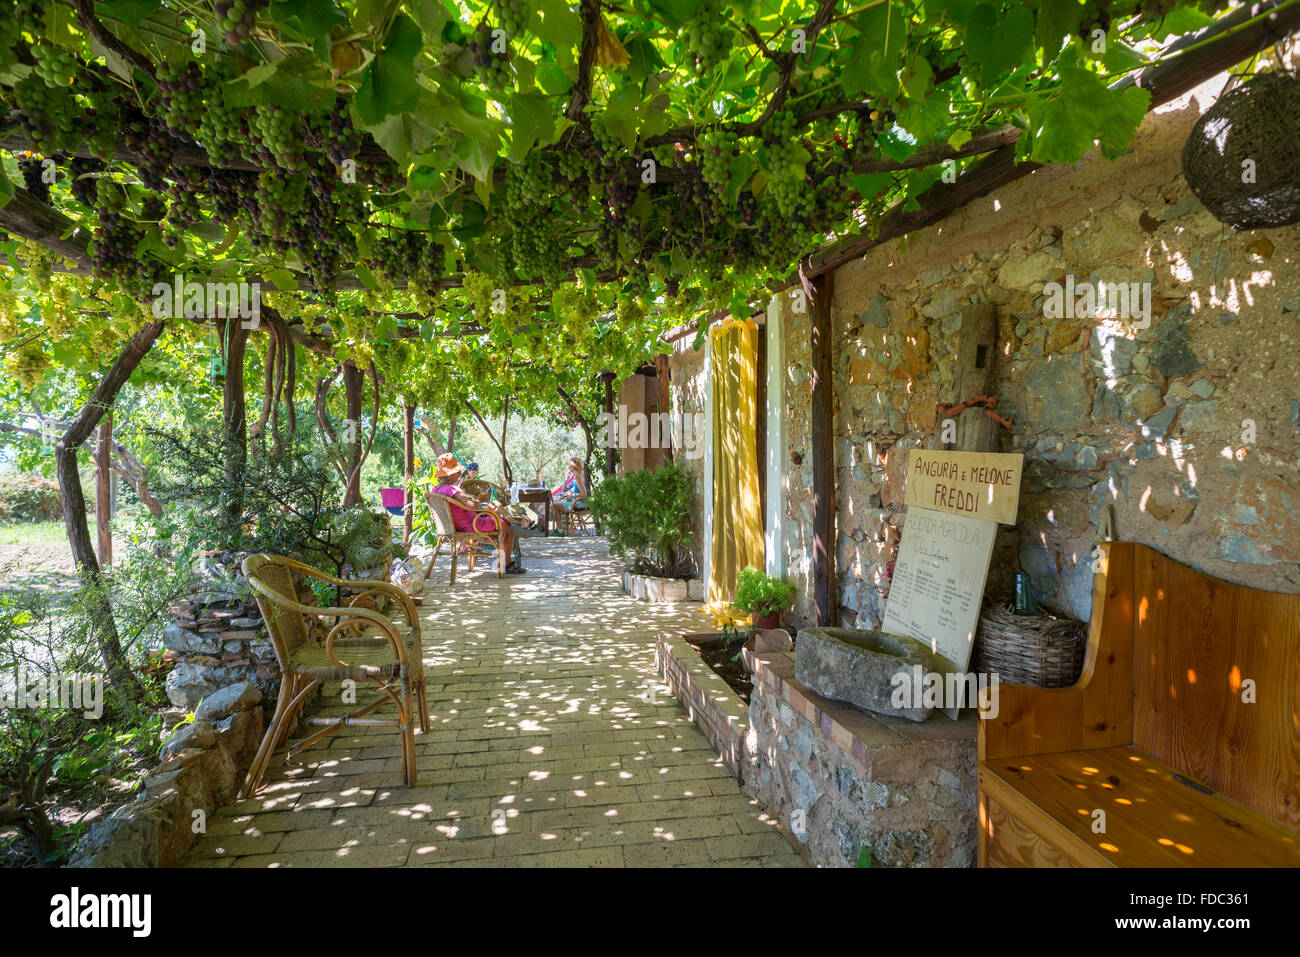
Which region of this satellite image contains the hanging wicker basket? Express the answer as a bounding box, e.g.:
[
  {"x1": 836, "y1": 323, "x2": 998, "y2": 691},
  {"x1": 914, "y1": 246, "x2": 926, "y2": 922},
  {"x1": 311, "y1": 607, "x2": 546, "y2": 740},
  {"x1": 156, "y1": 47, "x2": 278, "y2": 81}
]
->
[
  {"x1": 1181, "y1": 70, "x2": 1300, "y2": 230},
  {"x1": 974, "y1": 604, "x2": 1087, "y2": 689}
]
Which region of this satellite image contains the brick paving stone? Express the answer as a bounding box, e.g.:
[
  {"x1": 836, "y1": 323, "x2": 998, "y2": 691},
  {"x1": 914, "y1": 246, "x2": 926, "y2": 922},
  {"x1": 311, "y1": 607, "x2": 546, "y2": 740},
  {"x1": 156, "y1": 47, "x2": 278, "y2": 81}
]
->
[{"x1": 182, "y1": 538, "x2": 805, "y2": 868}]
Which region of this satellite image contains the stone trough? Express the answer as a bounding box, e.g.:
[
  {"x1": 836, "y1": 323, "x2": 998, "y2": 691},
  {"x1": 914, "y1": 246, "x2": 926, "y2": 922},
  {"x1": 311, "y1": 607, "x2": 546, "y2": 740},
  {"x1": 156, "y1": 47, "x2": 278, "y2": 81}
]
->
[{"x1": 793, "y1": 627, "x2": 948, "y2": 722}]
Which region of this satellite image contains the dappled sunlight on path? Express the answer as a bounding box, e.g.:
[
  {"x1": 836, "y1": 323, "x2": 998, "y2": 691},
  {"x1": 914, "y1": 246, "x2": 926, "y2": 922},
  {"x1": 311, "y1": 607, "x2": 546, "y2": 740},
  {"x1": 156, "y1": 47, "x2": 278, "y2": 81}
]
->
[{"x1": 185, "y1": 537, "x2": 805, "y2": 867}]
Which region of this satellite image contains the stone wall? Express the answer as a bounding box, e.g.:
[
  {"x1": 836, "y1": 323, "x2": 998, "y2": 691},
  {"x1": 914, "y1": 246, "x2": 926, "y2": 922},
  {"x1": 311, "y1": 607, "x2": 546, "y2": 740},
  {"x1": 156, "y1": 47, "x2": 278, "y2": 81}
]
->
[
  {"x1": 744, "y1": 647, "x2": 977, "y2": 867},
  {"x1": 776, "y1": 80, "x2": 1300, "y2": 630},
  {"x1": 70, "y1": 681, "x2": 264, "y2": 867}
]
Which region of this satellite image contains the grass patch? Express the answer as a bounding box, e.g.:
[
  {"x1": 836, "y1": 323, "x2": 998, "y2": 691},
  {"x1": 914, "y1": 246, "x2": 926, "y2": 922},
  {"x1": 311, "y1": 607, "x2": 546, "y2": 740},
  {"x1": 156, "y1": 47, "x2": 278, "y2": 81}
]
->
[{"x1": 0, "y1": 521, "x2": 68, "y2": 547}]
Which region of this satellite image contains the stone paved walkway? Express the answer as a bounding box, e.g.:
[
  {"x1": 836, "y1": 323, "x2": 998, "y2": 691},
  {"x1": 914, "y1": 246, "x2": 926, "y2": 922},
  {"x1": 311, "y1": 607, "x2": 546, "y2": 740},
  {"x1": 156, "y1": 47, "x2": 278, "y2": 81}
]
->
[{"x1": 186, "y1": 537, "x2": 805, "y2": 867}]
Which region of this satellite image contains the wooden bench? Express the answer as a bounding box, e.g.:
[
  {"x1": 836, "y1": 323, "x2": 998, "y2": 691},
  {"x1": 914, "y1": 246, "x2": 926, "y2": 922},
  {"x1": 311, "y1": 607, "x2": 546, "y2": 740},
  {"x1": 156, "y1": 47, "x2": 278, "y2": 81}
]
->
[{"x1": 978, "y1": 541, "x2": 1300, "y2": 867}]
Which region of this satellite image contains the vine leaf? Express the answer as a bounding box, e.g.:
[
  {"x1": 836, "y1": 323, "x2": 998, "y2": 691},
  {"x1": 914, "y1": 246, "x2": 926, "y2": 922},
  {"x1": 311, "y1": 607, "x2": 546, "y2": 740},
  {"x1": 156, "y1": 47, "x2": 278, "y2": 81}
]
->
[
  {"x1": 96, "y1": 0, "x2": 158, "y2": 26},
  {"x1": 355, "y1": 13, "x2": 423, "y2": 125},
  {"x1": 965, "y1": 4, "x2": 1033, "y2": 88},
  {"x1": 1025, "y1": 47, "x2": 1151, "y2": 165},
  {"x1": 508, "y1": 92, "x2": 557, "y2": 161},
  {"x1": 271, "y1": 0, "x2": 348, "y2": 40}
]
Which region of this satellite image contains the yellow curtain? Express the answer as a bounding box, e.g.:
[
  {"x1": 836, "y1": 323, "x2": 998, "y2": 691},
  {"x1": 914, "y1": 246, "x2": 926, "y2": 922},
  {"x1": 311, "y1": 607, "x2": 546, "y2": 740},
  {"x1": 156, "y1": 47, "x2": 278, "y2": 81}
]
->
[{"x1": 708, "y1": 318, "x2": 764, "y2": 605}]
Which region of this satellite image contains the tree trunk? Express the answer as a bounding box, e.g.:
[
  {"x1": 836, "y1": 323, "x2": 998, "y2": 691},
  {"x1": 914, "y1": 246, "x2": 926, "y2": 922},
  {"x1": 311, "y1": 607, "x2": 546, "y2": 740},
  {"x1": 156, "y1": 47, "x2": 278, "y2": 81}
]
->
[
  {"x1": 465, "y1": 399, "x2": 512, "y2": 487},
  {"x1": 56, "y1": 320, "x2": 164, "y2": 702},
  {"x1": 342, "y1": 363, "x2": 363, "y2": 506},
  {"x1": 499, "y1": 398, "x2": 512, "y2": 486},
  {"x1": 557, "y1": 385, "x2": 596, "y2": 481},
  {"x1": 94, "y1": 411, "x2": 112, "y2": 567},
  {"x1": 219, "y1": 319, "x2": 248, "y2": 547},
  {"x1": 447, "y1": 416, "x2": 456, "y2": 454},
  {"x1": 403, "y1": 399, "x2": 415, "y2": 543}
]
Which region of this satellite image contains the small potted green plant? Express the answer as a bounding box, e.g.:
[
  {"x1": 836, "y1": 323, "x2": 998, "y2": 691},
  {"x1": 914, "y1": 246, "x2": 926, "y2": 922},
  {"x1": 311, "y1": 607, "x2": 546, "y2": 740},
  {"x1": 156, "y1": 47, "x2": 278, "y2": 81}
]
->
[{"x1": 732, "y1": 566, "x2": 796, "y2": 630}]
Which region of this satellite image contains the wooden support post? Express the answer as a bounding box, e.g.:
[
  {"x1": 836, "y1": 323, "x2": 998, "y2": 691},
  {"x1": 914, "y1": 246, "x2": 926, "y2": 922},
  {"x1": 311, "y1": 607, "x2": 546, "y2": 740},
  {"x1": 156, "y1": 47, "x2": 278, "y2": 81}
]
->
[
  {"x1": 950, "y1": 303, "x2": 1000, "y2": 454},
  {"x1": 600, "y1": 371, "x2": 616, "y2": 477},
  {"x1": 403, "y1": 400, "x2": 415, "y2": 543},
  {"x1": 94, "y1": 410, "x2": 112, "y2": 567},
  {"x1": 653, "y1": 353, "x2": 673, "y2": 463},
  {"x1": 342, "y1": 363, "x2": 363, "y2": 506},
  {"x1": 810, "y1": 273, "x2": 835, "y2": 627}
]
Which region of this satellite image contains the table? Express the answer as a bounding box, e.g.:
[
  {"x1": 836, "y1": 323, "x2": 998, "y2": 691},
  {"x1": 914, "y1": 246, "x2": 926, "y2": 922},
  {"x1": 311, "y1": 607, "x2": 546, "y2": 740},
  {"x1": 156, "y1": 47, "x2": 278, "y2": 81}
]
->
[{"x1": 517, "y1": 488, "x2": 553, "y2": 535}]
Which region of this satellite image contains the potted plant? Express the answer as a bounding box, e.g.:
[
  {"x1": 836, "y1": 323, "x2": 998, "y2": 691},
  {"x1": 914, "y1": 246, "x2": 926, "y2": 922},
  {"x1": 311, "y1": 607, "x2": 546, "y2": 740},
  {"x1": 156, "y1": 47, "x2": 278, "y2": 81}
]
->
[{"x1": 732, "y1": 566, "x2": 796, "y2": 630}]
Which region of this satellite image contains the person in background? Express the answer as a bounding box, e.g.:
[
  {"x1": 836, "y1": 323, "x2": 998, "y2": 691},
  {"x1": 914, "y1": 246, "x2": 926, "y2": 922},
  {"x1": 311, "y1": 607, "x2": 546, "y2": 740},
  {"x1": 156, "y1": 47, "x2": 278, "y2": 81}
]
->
[
  {"x1": 552, "y1": 456, "x2": 588, "y2": 517},
  {"x1": 432, "y1": 453, "x2": 525, "y2": 574}
]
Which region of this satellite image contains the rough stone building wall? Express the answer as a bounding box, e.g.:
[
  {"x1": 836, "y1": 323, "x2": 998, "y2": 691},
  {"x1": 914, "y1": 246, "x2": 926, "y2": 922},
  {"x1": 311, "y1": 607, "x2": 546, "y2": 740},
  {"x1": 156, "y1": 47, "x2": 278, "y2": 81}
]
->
[{"x1": 775, "y1": 83, "x2": 1300, "y2": 630}]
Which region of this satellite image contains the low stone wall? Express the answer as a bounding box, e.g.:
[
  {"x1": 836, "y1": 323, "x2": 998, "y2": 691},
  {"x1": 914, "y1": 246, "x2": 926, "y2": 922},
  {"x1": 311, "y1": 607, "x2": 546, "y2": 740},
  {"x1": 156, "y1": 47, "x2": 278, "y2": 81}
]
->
[
  {"x1": 162, "y1": 552, "x2": 279, "y2": 712},
  {"x1": 623, "y1": 572, "x2": 704, "y2": 602},
  {"x1": 655, "y1": 634, "x2": 748, "y2": 780},
  {"x1": 743, "y1": 647, "x2": 978, "y2": 868},
  {"x1": 70, "y1": 681, "x2": 265, "y2": 867}
]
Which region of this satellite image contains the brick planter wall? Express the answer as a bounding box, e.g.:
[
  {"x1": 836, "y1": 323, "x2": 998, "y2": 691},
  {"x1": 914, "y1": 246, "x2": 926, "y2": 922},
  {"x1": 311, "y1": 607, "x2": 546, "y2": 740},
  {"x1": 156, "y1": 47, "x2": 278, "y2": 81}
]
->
[
  {"x1": 743, "y1": 645, "x2": 978, "y2": 868},
  {"x1": 625, "y1": 572, "x2": 704, "y2": 602},
  {"x1": 655, "y1": 634, "x2": 748, "y2": 780}
]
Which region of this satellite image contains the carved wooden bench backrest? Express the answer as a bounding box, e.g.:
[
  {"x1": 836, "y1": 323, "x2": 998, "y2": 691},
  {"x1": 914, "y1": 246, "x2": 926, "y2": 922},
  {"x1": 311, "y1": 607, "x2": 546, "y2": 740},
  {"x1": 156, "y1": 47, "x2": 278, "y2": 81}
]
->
[{"x1": 1126, "y1": 543, "x2": 1300, "y2": 833}]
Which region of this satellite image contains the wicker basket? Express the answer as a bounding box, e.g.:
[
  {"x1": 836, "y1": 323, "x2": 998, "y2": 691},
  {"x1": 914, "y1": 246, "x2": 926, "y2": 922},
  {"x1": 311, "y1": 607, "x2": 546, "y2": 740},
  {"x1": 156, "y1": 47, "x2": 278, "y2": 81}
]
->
[{"x1": 974, "y1": 604, "x2": 1086, "y2": 689}]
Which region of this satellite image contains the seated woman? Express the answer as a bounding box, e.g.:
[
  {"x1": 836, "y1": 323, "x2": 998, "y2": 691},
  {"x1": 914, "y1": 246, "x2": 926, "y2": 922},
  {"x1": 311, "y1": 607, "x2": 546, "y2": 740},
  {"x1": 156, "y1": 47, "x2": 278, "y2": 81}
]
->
[
  {"x1": 432, "y1": 454, "x2": 525, "y2": 574},
  {"x1": 552, "y1": 456, "x2": 589, "y2": 515}
]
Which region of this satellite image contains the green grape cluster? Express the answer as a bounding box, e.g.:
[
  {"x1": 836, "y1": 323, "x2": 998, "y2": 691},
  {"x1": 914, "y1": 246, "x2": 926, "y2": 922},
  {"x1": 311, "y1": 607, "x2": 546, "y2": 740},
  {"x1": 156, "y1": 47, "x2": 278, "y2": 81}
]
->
[
  {"x1": 4, "y1": 342, "x2": 50, "y2": 389},
  {"x1": 469, "y1": 23, "x2": 512, "y2": 90},
  {"x1": 31, "y1": 43, "x2": 77, "y2": 87},
  {"x1": 698, "y1": 128, "x2": 738, "y2": 193},
  {"x1": 682, "y1": 4, "x2": 733, "y2": 73},
  {"x1": 505, "y1": 152, "x2": 552, "y2": 210},
  {"x1": 1078, "y1": 0, "x2": 1113, "y2": 39},
  {"x1": 155, "y1": 59, "x2": 205, "y2": 140},
  {"x1": 12, "y1": 75, "x2": 82, "y2": 154},
  {"x1": 253, "y1": 168, "x2": 307, "y2": 242},
  {"x1": 252, "y1": 103, "x2": 304, "y2": 171},
  {"x1": 591, "y1": 121, "x2": 622, "y2": 167},
  {"x1": 215, "y1": 0, "x2": 270, "y2": 45},
  {"x1": 760, "y1": 110, "x2": 806, "y2": 218},
  {"x1": 616, "y1": 294, "x2": 645, "y2": 327},
  {"x1": 556, "y1": 148, "x2": 594, "y2": 182},
  {"x1": 196, "y1": 84, "x2": 245, "y2": 165},
  {"x1": 496, "y1": 0, "x2": 529, "y2": 37}
]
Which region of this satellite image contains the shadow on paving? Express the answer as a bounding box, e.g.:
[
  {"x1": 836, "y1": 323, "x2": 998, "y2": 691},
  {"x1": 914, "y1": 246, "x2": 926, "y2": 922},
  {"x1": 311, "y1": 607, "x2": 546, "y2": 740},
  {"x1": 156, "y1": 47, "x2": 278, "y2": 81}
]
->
[{"x1": 185, "y1": 537, "x2": 807, "y2": 868}]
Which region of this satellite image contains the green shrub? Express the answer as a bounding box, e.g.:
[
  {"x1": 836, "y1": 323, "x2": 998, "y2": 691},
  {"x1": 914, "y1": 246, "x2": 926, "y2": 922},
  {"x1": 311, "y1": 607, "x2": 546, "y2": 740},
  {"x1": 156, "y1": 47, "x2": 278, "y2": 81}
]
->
[
  {"x1": 732, "y1": 566, "x2": 796, "y2": 617},
  {"x1": 0, "y1": 475, "x2": 64, "y2": 524},
  {"x1": 588, "y1": 464, "x2": 694, "y2": 578}
]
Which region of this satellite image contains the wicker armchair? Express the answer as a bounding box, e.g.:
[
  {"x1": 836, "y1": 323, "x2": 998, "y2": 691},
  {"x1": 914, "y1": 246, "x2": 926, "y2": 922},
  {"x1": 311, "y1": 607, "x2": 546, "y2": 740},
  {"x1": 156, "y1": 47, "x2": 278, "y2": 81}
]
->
[
  {"x1": 423, "y1": 489, "x2": 506, "y2": 584},
  {"x1": 239, "y1": 554, "x2": 430, "y2": 798}
]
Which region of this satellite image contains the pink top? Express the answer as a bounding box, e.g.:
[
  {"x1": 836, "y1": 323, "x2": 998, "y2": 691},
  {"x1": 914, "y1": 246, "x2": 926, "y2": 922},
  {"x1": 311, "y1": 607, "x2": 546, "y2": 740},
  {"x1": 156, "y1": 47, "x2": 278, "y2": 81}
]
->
[{"x1": 434, "y1": 484, "x2": 476, "y2": 532}]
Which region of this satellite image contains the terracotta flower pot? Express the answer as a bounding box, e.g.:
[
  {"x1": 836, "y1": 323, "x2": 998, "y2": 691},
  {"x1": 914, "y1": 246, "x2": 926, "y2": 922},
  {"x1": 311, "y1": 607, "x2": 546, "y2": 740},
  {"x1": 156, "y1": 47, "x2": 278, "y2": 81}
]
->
[{"x1": 753, "y1": 611, "x2": 780, "y2": 630}]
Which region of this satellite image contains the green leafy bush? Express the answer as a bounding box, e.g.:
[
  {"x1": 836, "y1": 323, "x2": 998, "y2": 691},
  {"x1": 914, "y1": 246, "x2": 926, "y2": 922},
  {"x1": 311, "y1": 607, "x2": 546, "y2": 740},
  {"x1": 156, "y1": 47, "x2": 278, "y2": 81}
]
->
[
  {"x1": 588, "y1": 464, "x2": 694, "y2": 578},
  {"x1": 732, "y1": 566, "x2": 796, "y2": 618},
  {"x1": 0, "y1": 475, "x2": 64, "y2": 524}
]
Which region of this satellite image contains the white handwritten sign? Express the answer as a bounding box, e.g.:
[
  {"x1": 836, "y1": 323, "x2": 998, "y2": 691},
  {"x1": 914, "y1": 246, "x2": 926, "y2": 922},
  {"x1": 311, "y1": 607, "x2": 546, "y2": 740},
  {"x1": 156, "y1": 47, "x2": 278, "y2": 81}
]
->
[{"x1": 882, "y1": 506, "x2": 997, "y2": 713}]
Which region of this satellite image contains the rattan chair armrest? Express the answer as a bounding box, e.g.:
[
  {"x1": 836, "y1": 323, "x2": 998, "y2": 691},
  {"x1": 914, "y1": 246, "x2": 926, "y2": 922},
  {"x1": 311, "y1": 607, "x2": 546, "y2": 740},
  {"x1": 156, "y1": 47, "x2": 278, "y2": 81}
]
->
[
  {"x1": 325, "y1": 616, "x2": 404, "y2": 665},
  {"x1": 248, "y1": 578, "x2": 393, "y2": 632},
  {"x1": 348, "y1": 586, "x2": 419, "y2": 627}
]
